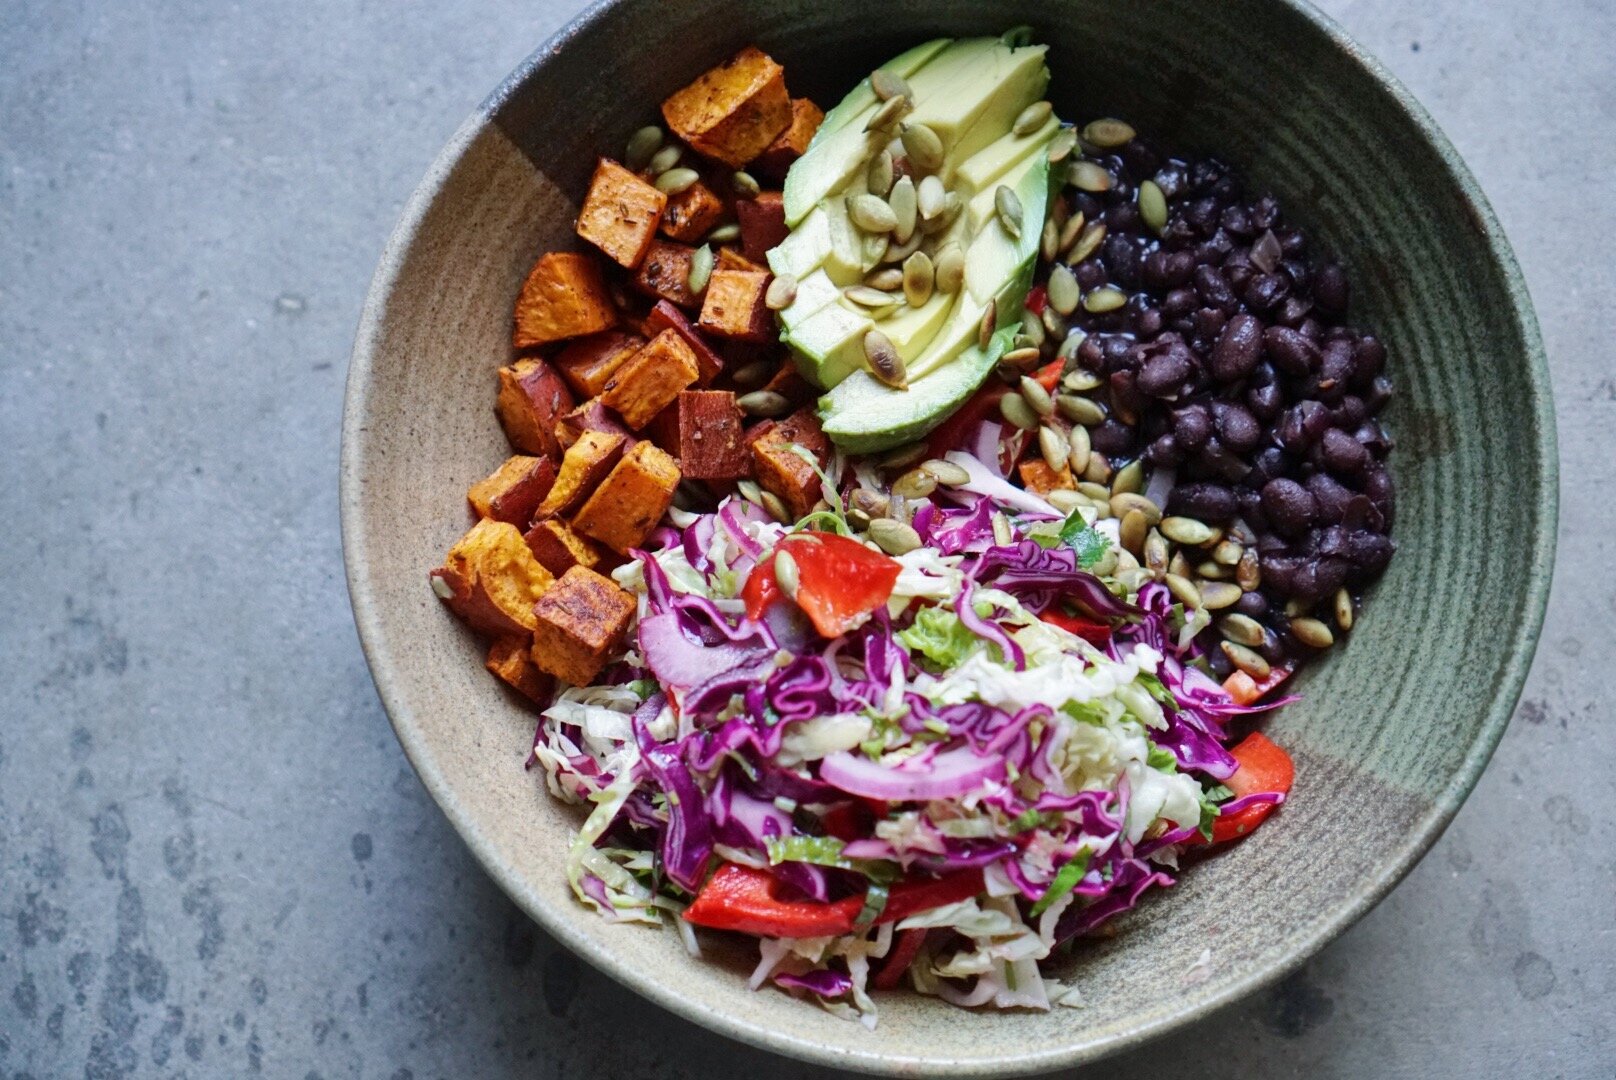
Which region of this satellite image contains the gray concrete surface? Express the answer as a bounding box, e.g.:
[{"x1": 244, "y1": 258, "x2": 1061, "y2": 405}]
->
[{"x1": 1, "y1": 0, "x2": 1610, "y2": 1076}]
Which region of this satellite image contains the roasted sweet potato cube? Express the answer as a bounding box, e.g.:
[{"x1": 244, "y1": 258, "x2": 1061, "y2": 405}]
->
[
  {"x1": 1018, "y1": 458, "x2": 1075, "y2": 493},
  {"x1": 513, "y1": 252, "x2": 617, "y2": 348},
  {"x1": 571, "y1": 441, "x2": 681, "y2": 554},
  {"x1": 467, "y1": 455, "x2": 557, "y2": 525},
  {"x1": 698, "y1": 269, "x2": 772, "y2": 342},
  {"x1": 495, "y1": 358, "x2": 575, "y2": 458},
  {"x1": 554, "y1": 330, "x2": 645, "y2": 399},
  {"x1": 576, "y1": 159, "x2": 667, "y2": 269},
  {"x1": 632, "y1": 239, "x2": 700, "y2": 310},
  {"x1": 752, "y1": 408, "x2": 829, "y2": 520},
  {"x1": 753, "y1": 98, "x2": 824, "y2": 180},
  {"x1": 760, "y1": 364, "x2": 814, "y2": 408},
  {"x1": 430, "y1": 519, "x2": 555, "y2": 638},
  {"x1": 554, "y1": 399, "x2": 634, "y2": 450},
  {"x1": 674, "y1": 390, "x2": 749, "y2": 480},
  {"x1": 735, "y1": 191, "x2": 789, "y2": 264},
  {"x1": 660, "y1": 47, "x2": 792, "y2": 168},
  {"x1": 599, "y1": 328, "x2": 700, "y2": 430},
  {"x1": 716, "y1": 247, "x2": 764, "y2": 273},
  {"x1": 486, "y1": 638, "x2": 554, "y2": 705},
  {"x1": 536, "y1": 430, "x2": 627, "y2": 519},
  {"x1": 529, "y1": 566, "x2": 637, "y2": 686},
  {"x1": 645, "y1": 300, "x2": 724, "y2": 384},
  {"x1": 660, "y1": 180, "x2": 727, "y2": 244},
  {"x1": 524, "y1": 518, "x2": 604, "y2": 577}
]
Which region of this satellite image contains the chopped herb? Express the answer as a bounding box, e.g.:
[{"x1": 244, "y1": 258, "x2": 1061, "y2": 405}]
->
[
  {"x1": 766, "y1": 834, "x2": 852, "y2": 868},
  {"x1": 1203, "y1": 782, "x2": 1235, "y2": 804},
  {"x1": 1138, "y1": 672, "x2": 1176, "y2": 707},
  {"x1": 853, "y1": 881, "x2": 890, "y2": 929},
  {"x1": 1147, "y1": 743, "x2": 1179, "y2": 772},
  {"x1": 1008, "y1": 808, "x2": 1043, "y2": 833},
  {"x1": 1031, "y1": 850, "x2": 1092, "y2": 916},
  {"x1": 625, "y1": 678, "x2": 658, "y2": 700}
]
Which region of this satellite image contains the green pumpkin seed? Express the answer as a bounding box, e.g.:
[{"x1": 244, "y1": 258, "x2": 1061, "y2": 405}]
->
[
  {"x1": 1057, "y1": 394, "x2": 1106, "y2": 426},
  {"x1": 1040, "y1": 216, "x2": 1060, "y2": 263},
  {"x1": 1081, "y1": 117, "x2": 1136, "y2": 148},
  {"x1": 1058, "y1": 211, "x2": 1087, "y2": 253},
  {"x1": 999, "y1": 347, "x2": 1040, "y2": 370},
  {"x1": 867, "y1": 149, "x2": 896, "y2": 198},
  {"x1": 994, "y1": 184, "x2": 1024, "y2": 239},
  {"x1": 737, "y1": 478, "x2": 764, "y2": 504},
  {"x1": 1019, "y1": 309, "x2": 1046, "y2": 348},
  {"x1": 761, "y1": 490, "x2": 791, "y2": 524},
  {"x1": 774, "y1": 548, "x2": 801, "y2": 593},
  {"x1": 920, "y1": 458, "x2": 970, "y2": 486},
  {"x1": 1083, "y1": 452, "x2": 1112, "y2": 484},
  {"x1": 921, "y1": 191, "x2": 964, "y2": 234},
  {"x1": 1161, "y1": 516, "x2": 1215, "y2": 546},
  {"x1": 900, "y1": 123, "x2": 944, "y2": 171},
  {"x1": 850, "y1": 487, "x2": 891, "y2": 516},
  {"x1": 687, "y1": 243, "x2": 714, "y2": 293},
  {"x1": 1119, "y1": 508, "x2": 1148, "y2": 555},
  {"x1": 1061, "y1": 366, "x2": 1101, "y2": 392},
  {"x1": 1066, "y1": 220, "x2": 1107, "y2": 265},
  {"x1": 1019, "y1": 376, "x2": 1055, "y2": 417},
  {"x1": 1046, "y1": 489, "x2": 1085, "y2": 514},
  {"x1": 917, "y1": 174, "x2": 946, "y2": 220},
  {"x1": 1110, "y1": 491, "x2": 1161, "y2": 525},
  {"x1": 846, "y1": 506, "x2": 873, "y2": 530},
  {"x1": 888, "y1": 176, "x2": 917, "y2": 243},
  {"x1": 706, "y1": 223, "x2": 740, "y2": 243},
  {"x1": 1067, "y1": 423, "x2": 1091, "y2": 475},
  {"x1": 978, "y1": 299, "x2": 997, "y2": 350},
  {"x1": 844, "y1": 284, "x2": 899, "y2": 309},
  {"x1": 866, "y1": 93, "x2": 911, "y2": 133},
  {"x1": 1067, "y1": 160, "x2": 1113, "y2": 193},
  {"x1": 864, "y1": 267, "x2": 903, "y2": 291},
  {"x1": 1111, "y1": 459, "x2": 1144, "y2": 495},
  {"x1": 1056, "y1": 330, "x2": 1086, "y2": 361},
  {"x1": 881, "y1": 229, "x2": 924, "y2": 265},
  {"x1": 1144, "y1": 529, "x2": 1169, "y2": 578},
  {"x1": 1038, "y1": 425, "x2": 1067, "y2": 472},
  {"x1": 903, "y1": 251, "x2": 934, "y2": 307},
  {"x1": 1335, "y1": 587, "x2": 1355, "y2": 631},
  {"x1": 870, "y1": 67, "x2": 911, "y2": 102},
  {"x1": 1138, "y1": 179, "x2": 1168, "y2": 234},
  {"x1": 1212, "y1": 539, "x2": 1244, "y2": 566},
  {"x1": 729, "y1": 170, "x2": 760, "y2": 199},
  {"x1": 731, "y1": 359, "x2": 773, "y2": 389},
  {"x1": 991, "y1": 511, "x2": 1015, "y2": 546},
  {"x1": 625, "y1": 125, "x2": 664, "y2": 171},
  {"x1": 934, "y1": 243, "x2": 965, "y2": 294},
  {"x1": 1083, "y1": 286, "x2": 1126, "y2": 313},
  {"x1": 1014, "y1": 100, "x2": 1053, "y2": 136},
  {"x1": 1166, "y1": 573, "x2": 1203, "y2": 609},
  {"x1": 890, "y1": 468, "x2": 936, "y2": 500},
  {"x1": 1221, "y1": 640, "x2": 1271, "y2": 679},
  {"x1": 863, "y1": 329, "x2": 908, "y2": 389},
  {"x1": 737, "y1": 389, "x2": 791, "y2": 418},
  {"x1": 1076, "y1": 481, "x2": 1111, "y2": 501},
  {"x1": 998, "y1": 392, "x2": 1039, "y2": 431},
  {"x1": 1196, "y1": 560, "x2": 1228, "y2": 580},
  {"x1": 1219, "y1": 613, "x2": 1267, "y2": 647},
  {"x1": 848, "y1": 193, "x2": 898, "y2": 233},
  {"x1": 656, "y1": 167, "x2": 700, "y2": 195},
  {"x1": 1291, "y1": 617, "x2": 1335, "y2": 648},
  {"x1": 1237, "y1": 549, "x2": 1262, "y2": 591},
  {"x1": 1047, "y1": 126, "x2": 1078, "y2": 163},
  {"x1": 1199, "y1": 581, "x2": 1243, "y2": 610},
  {"x1": 1041, "y1": 305, "x2": 1066, "y2": 338},
  {"x1": 1047, "y1": 264, "x2": 1081, "y2": 315},
  {"x1": 765, "y1": 273, "x2": 798, "y2": 310},
  {"x1": 647, "y1": 144, "x2": 682, "y2": 175}
]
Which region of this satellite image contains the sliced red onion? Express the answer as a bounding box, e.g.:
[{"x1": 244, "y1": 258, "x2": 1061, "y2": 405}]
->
[
  {"x1": 774, "y1": 968, "x2": 854, "y2": 997},
  {"x1": 819, "y1": 745, "x2": 1006, "y2": 802},
  {"x1": 943, "y1": 450, "x2": 1057, "y2": 517},
  {"x1": 967, "y1": 420, "x2": 1007, "y2": 479},
  {"x1": 1143, "y1": 465, "x2": 1177, "y2": 511}
]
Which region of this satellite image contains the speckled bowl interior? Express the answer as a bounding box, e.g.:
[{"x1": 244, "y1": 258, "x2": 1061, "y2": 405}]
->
[{"x1": 340, "y1": 0, "x2": 1555, "y2": 1073}]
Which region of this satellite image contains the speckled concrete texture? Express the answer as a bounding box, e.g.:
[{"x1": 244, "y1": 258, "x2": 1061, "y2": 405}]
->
[{"x1": 0, "y1": 1, "x2": 1608, "y2": 1077}]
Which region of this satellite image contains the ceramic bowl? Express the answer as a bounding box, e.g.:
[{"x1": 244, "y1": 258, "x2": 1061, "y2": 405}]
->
[{"x1": 341, "y1": 0, "x2": 1555, "y2": 1072}]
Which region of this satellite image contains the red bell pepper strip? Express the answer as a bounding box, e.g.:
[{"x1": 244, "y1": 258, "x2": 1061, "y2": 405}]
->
[
  {"x1": 1208, "y1": 731, "x2": 1294, "y2": 843},
  {"x1": 924, "y1": 382, "x2": 1009, "y2": 460},
  {"x1": 871, "y1": 928, "x2": 929, "y2": 990},
  {"x1": 773, "y1": 532, "x2": 901, "y2": 639},
  {"x1": 741, "y1": 552, "x2": 784, "y2": 622},
  {"x1": 1031, "y1": 358, "x2": 1065, "y2": 393},
  {"x1": 1037, "y1": 606, "x2": 1112, "y2": 647},
  {"x1": 1025, "y1": 284, "x2": 1047, "y2": 317},
  {"x1": 683, "y1": 864, "x2": 984, "y2": 938},
  {"x1": 1222, "y1": 664, "x2": 1292, "y2": 706}
]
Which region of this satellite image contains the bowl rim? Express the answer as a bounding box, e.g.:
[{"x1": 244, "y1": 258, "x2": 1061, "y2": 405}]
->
[{"x1": 339, "y1": 0, "x2": 1558, "y2": 1072}]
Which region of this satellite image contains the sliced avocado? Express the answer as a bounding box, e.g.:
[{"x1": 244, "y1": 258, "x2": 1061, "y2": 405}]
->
[
  {"x1": 767, "y1": 206, "x2": 830, "y2": 281},
  {"x1": 906, "y1": 41, "x2": 1049, "y2": 171},
  {"x1": 811, "y1": 38, "x2": 952, "y2": 141},
  {"x1": 954, "y1": 113, "x2": 1059, "y2": 196},
  {"x1": 786, "y1": 301, "x2": 871, "y2": 389},
  {"x1": 965, "y1": 150, "x2": 1053, "y2": 304},
  {"x1": 776, "y1": 269, "x2": 841, "y2": 331}
]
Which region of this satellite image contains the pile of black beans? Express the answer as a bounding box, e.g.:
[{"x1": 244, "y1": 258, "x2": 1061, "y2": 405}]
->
[{"x1": 1059, "y1": 134, "x2": 1396, "y2": 667}]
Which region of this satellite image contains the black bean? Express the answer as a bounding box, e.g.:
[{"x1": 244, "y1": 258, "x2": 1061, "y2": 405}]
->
[
  {"x1": 1185, "y1": 196, "x2": 1220, "y2": 234},
  {"x1": 1276, "y1": 296, "x2": 1313, "y2": 327},
  {"x1": 1077, "y1": 335, "x2": 1104, "y2": 372},
  {"x1": 1298, "y1": 317, "x2": 1324, "y2": 341},
  {"x1": 1074, "y1": 259, "x2": 1107, "y2": 290},
  {"x1": 1132, "y1": 307, "x2": 1165, "y2": 338},
  {"x1": 1363, "y1": 467, "x2": 1396, "y2": 529},
  {"x1": 1277, "y1": 228, "x2": 1306, "y2": 257},
  {"x1": 1198, "y1": 437, "x2": 1251, "y2": 481},
  {"x1": 1193, "y1": 264, "x2": 1237, "y2": 311},
  {"x1": 1090, "y1": 419, "x2": 1137, "y2": 456},
  {"x1": 1320, "y1": 428, "x2": 1371, "y2": 477},
  {"x1": 1102, "y1": 234, "x2": 1142, "y2": 287},
  {"x1": 1251, "y1": 194, "x2": 1281, "y2": 230},
  {"x1": 1145, "y1": 432, "x2": 1186, "y2": 467},
  {"x1": 1330, "y1": 395, "x2": 1368, "y2": 429},
  {"x1": 1211, "y1": 313, "x2": 1263, "y2": 381},
  {"x1": 1354, "y1": 420, "x2": 1393, "y2": 457},
  {"x1": 1213, "y1": 401, "x2": 1262, "y2": 452},
  {"x1": 1243, "y1": 272, "x2": 1287, "y2": 312},
  {"x1": 1162, "y1": 287, "x2": 1197, "y2": 317},
  {"x1": 1321, "y1": 339, "x2": 1356, "y2": 386},
  {"x1": 1106, "y1": 202, "x2": 1142, "y2": 233},
  {"x1": 1153, "y1": 161, "x2": 1189, "y2": 199},
  {"x1": 1342, "y1": 530, "x2": 1394, "y2": 576},
  {"x1": 1364, "y1": 374, "x2": 1394, "y2": 414},
  {"x1": 1220, "y1": 204, "x2": 1254, "y2": 237},
  {"x1": 1314, "y1": 262, "x2": 1349, "y2": 315},
  {"x1": 1167, "y1": 481, "x2": 1237, "y2": 522},
  {"x1": 1276, "y1": 400, "x2": 1329, "y2": 451},
  {"x1": 1102, "y1": 335, "x2": 1135, "y2": 372},
  {"x1": 1305, "y1": 473, "x2": 1355, "y2": 524},
  {"x1": 1261, "y1": 478, "x2": 1317, "y2": 538},
  {"x1": 1234, "y1": 591, "x2": 1269, "y2": 619},
  {"x1": 1192, "y1": 306, "x2": 1228, "y2": 346},
  {"x1": 1247, "y1": 446, "x2": 1292, "y2": 487},
  {"x1": 1247, "y1": 381, "x2": 1285, "y2": 421},
  {"x1": 1172, "y1": 404, "x2": 1213, "y2": 450},
  {"x1": 1353, "y1": 335, "x2": 1387, "y2": 384},
  {"x1": 1143, "y1": 251, "x2": 1174, "y2": 289},
  {"x1": 1138, "y1": 346, "x2": 1195, "y2": 397},
  {"x1": 1263, "y1": 326, "x2": 1321, "y2": 375},
  {"x1": 1163, "y1": 251, "x2": 1196, "y2": 287}
]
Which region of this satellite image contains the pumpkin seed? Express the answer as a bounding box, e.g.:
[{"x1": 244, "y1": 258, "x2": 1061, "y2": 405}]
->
[
  {"x1": 1066, "y1": 220, "x2": 1107, "y2": 264},
  {"x1": 890, "y1": 468, "x2": 936, "y2": 500},
  {"x1": 1019, "y1": 308, "x2": 1046, "y2": 347},
  {"x1": 1221, "y1": 640, "x2": 1271, "y2": 679},
  {"x1": 867, "y1": 149, "x2": 896, "y2": 198},
  {"x1": 1000, "y1": 346, "x2": 1042, "y2": 370},
  {"x1": 706, "y1": 223, "x2": 741, "y2": 244},
  {"x1": 1057, "y1": 329, "x2": 1086, "y2": 361},
  {"x1": 1019, "y1": 376, "x2": 1055, "y2": 417},
  {"x1": 1046, "y1": 126, "x2": 1078, "y2": 163},
  {"x1": 625, "y1": 125, "x2": 664, "y2": 171},
  {"x1": 978, "y1": 299, "x2": 997, "y2": 350},
  {"x1": 1047, "y1": 264, "x2": 1080, "y2": 315},
  {"x1": 1038, "y1": 425, "x2": 1067, "y2": 472},
  {"x1": 1111, "y1": 458, "x2": 1144, "y2": 495},
  {"x1": 1012, "y1": 99, "x2": 1053, "y2": 136},
  {"x1": 1219, "y1": 613, "x2": 1267, "y2": 647},
  {"x1": 1144, "y1": 529, "x2": 1169, "y2": 578},
  {"x1": 656, "y1": 167, "x2": 700, "y2": 194},
  {"x1": 647, "y1": 144, "x2": 682, "y2": 175},
  {"x1": 998, "y1": 392, "x2": 1039, "y2": 431},
  {"x1": 848, "y1": 193, "x2": 898, "y2": 233},
  {"x1": 1083, "y1": 452, "x2": 1112, "y2": 484},
  {"x1": 863, "y1": 329, "x2": 908, "y2": 389},
  {"x1": 870, "y1": 67, "x2": 911, "y2": 102},
  {"x1": 1082, "y1": 117, "x2": 1136, "y2": 148},
  {"x1": 900, "y1": 122, "x2": 944, "y2": 171},
  {"x1": 994, "y1": 184, "x2": 1024, "y2": 239},
  {"x1": 1237, "y1": 549, "x2": 1262, "y2": 591},
  {"x1": 765, "y1": 273, "x2": 798, "y2": 310},
  {"x1": 991, "y1": 511, "x2": 1015, "y2": 546},
  {"x1": 903, "y1": 251, "x2": 934, "y2": 307},
  {"x1": 774, "y1": 548, "x2": 801, "y2": 593},
  {"x1": 1089, "y1": 546, "x2": 1120, "y2": 577},
  {"x1": 1138, "y1": 179, "x2": 1168, "y2": 234},
  {"x1": 1161, "y1": 516, "x2": 1215, "y2": 546},
  {"x1": 1120, "y1": 508, "x2": 1148, "y2": 555},
  {"x1": 1291, "y1": 617, "x2": 1335, "y2": 648},
  {"x1": 866, "y1": 93, "x2": 911, "y2": 133},
  {"x1": 1057, "y1": 394, "x2": 1106, "y2": 426},
  {"x1": 1067, "y1": 160, "x2": 1113, "y2": 193},
  {"x1": 1045, "y1": 489, "x2": 1084, "y2": 514},
  {"x1": 1058, "y1": 211, "x2": 1087, "y2": 253},
  {"x1": 1083, "y1": 286, "x2": 1126, "y2": 313},
  {"x1": 1040, "y1": 216, "x2": 1060, "y2": 263},
  {"x1": 1212, "y1": 539, "x2": 1244, "y2": 566},
  {"x1": 1166, "y1": 573, "x2": 1203, "y2": 609},
  {"x1": 846, "y1": 506, "x2": 873, "y2": 530},
  {"x1": 1196, "y1": 560, "x2": 1227, "y2": 580},
  {"x1": 731, "y1": 170, "x2": 760, "y2": 198},
  {"x1": 1076, "y1": 481, "x2": 1111, "y2": 500},
  {"x1": 737, "y1": 389, "x2": 791, "y2": 418},
  {"x1": 888, "y1": 176, "x2": 917, "y2": 242},
  {"x1": 881, "y1": 229, "x2": 924, "y2": 265},
  {"x1": 1335, "y1": 587, "x2": 1355, "y2": 631},
  {"x1": 844, "y1": 284, "x2": 899, "y2": 309},
  {"x1": 731, "y1": 359, "x2": 773, "y2": 389},
  {"x1": 687, "y1": 243, "x2": 714, "y2": 293},
  {"x1": 920, "y1": 458, "x2": 970, "y2": 486},
  {"x1": 737, "y1": 478, "x2": 764, "y2": 504},
  {"x1": 1110, "y1": 492, "x2": 1161, "y2": 525},
  {"x1": 864, "y1": 267, "x2": 904, "y2": 291},
  {"x1": 917, "y1": 174, "x2": 946, "y2": 220},
  {"x1": 761, "y1": 490, "x2": 791, "y2": 524},
  {"x1": 1199, "y1": 581, "x2": 1243, "y2": 610},
  {"x1": 1061, "y1": 367, "x2": 1101, "y2": 393},
  {"x1": 1067, "y1": 423, "x2": 1092, "y2": 475},
  {"x1": 1169, "y1": 549, "x2": 1193, "y2": 580},
  {"x1": 934, "y1": 243, "x2": 965, "y2": 294},
  {"x1": 850, "y1": 487, "x2": 891, "y2": 516},
  {"x1": 877, "y1": 443, "x2": 928, "y2": 470}
]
